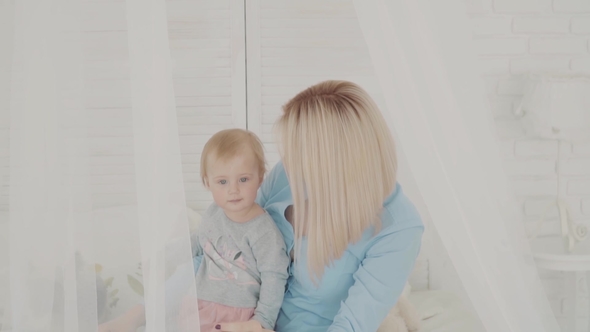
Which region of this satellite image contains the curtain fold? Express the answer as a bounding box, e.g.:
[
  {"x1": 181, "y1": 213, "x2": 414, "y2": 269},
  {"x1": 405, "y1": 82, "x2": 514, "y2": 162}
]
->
[
  {"x1": 8, "y1": 1, "x2": 96, "y2": 330},
  {"x1": 2, "y1": 0, "x2": 564, "y2": 331},
  {"x1": 125, "y1": 0, "x2": 197, "y2": 330},
  {"x1": 2, "y1": 0, "x2": 198, "y2": 330},
  {"x1": 353, "y1": 0, "x2": 560, "y2": 331}
]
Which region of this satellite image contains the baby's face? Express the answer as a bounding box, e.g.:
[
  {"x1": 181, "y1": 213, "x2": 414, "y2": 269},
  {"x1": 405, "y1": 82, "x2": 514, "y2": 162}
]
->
[{"x1": 205, "y1": 152, "x2": 262, "y2": 219}]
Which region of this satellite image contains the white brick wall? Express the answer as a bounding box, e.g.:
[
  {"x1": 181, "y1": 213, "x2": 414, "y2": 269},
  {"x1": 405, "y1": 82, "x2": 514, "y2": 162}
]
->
[
  {"x1": 571, "y1": 17, "x2": 590, "y2": 33},
  {"x1": 561, "y1": 158, "x2": 590, "y2": 175},
  {"x1": 470, "y1": 17, "x2": 512, "y2": 35},
  {"x1": 468, "y1": 1, "x2": 590, "y2": 326},
  {"x1": 468, "y1": 0, "x2": 590, "y2": 228},
  {"x1": 529, "y1": 37, "x2": 588, "y2": 54},
  {"x1": 510, "y1": 56, "x2": 571, "y2": 73},
  {"x1": 497, "y1": 77, "x2": 528, "y2": 94},
  {"x1": 571, "y1": 57, "x2": 590, "y2": 72},
  {"x1": 515, "y1": 140, "x2": 559, "y2": 157},
  {"x1": 503, "y1": 159, "x2": 556, "y2": 176},
  {"x1": 573, "y1": 141, "x2": 590, "y2": 155},
  {"x1": 568, "y1": 179, "x2": 590, "y2": 195},
  {"x1": 493, "y1": 0, "x2": 552, "y2": 13},
  {"x1": 473, "y1": 37, "x2": 529, "y2": 55},
  {"x1": 553, "y1": 0, "x2": 590, "y2": 13},
  {"x1": 513, "y1": 17, "x2": 570, "y2": 33}
]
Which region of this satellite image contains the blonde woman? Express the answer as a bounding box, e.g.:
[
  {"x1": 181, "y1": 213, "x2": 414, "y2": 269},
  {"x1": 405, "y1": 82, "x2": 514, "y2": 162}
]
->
[{"x1": 218, "y1": 80, "x2": 424, "y2": 332}]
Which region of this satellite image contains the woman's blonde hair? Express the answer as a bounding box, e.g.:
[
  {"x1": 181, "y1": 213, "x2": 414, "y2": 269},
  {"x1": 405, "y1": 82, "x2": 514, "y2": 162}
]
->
[
  {"x1": 200, "y1": 128, "x2": 267, "y2": 186},
  {"x1": 276, "y1": 80, "x2": 397, "y2": 280}
]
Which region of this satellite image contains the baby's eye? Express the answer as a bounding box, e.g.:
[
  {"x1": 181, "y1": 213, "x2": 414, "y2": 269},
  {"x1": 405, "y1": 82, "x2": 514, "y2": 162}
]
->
[
  {"x1": 219, "y1": 179, "x2": 227, "y2": 185},
  {"x1": 240, "y1": 177, "x2": 248, "y2": 182}
]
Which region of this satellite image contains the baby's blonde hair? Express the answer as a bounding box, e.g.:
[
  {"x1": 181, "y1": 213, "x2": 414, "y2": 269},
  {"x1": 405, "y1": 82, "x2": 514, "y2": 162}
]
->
[
  {"x1": 276, "y1": 80, "x2": 397, "y2": 280},
  {"x1": 200, "y1": 128, "x2": 267, "y2": 186}
]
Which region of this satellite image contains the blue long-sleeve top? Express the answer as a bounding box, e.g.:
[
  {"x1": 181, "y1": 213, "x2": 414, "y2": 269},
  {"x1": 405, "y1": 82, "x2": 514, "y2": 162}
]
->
[{"x1": 257, "y1": 162, "x2": 424, "y2": 332}]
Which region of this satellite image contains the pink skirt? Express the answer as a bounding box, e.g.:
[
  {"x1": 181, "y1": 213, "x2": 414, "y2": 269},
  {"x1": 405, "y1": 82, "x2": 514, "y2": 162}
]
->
[{"x1": 179, "y1": 297, "x2": 255, "y2": 332}]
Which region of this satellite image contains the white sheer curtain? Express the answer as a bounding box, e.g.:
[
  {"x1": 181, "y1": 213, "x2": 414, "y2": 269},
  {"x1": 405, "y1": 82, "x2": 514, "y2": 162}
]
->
[
  {"x1": 2, "y1": 0, "x2": 197, "y2": 331},
  {"x1": 353, "y1": 0, "x2": 559, "y2": 331},
  {"x1": 2, "y1": 0, "x2": 564, "y2": 331}
]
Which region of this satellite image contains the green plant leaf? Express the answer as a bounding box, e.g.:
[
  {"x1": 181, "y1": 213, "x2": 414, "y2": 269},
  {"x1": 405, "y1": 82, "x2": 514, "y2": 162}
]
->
[
  {"x1": 109, "y1": 289, "x2": 119, "y2": 297},
  {"x1": 127, "y1": 275, "x2": 144, "y2": 297},
  {"x1": 104, "y1": 277, "x2": 114, "y2": 287}
]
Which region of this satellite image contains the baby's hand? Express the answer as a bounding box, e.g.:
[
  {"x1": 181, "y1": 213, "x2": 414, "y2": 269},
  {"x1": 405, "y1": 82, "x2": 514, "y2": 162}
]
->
[{"x1": 216, "y1": 319, "x2": 274, "y2": 332}]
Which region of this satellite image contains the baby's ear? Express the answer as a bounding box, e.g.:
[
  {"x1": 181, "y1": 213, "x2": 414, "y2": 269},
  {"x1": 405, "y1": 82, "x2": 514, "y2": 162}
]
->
[{"x1": 203, "y1": 177, "x2": 210, "y2": 189}]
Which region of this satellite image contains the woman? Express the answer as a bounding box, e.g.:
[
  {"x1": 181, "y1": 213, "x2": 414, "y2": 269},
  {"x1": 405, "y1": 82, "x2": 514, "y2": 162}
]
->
[
  {"x1": 219, "y1": 80, "x2": 423, "y2": 332},
  {"x1": 99, "y1": 80, "x2": 423, "y2": 332}
]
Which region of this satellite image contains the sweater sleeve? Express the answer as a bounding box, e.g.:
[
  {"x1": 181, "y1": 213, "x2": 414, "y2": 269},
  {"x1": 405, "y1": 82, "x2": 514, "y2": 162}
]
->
[
  {"x1": 327, "y1": 225, "x2": 423, "y2": 332},
  {"x1": 250, "y1": 222, "x2": 290, "y2": 330}
]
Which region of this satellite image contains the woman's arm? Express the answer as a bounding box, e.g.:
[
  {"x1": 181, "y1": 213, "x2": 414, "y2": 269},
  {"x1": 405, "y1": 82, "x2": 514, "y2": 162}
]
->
[{"x1": 328, "y1": 225, "x2": 423, "y2": 332}]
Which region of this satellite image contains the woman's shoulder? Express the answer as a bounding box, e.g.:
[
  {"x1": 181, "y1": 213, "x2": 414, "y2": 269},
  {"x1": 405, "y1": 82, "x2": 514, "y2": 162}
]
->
[
  {"x1": 380, "y1": 182, "x2": 424, "y2": 232},
  {"x1": 356, "y1": 184, "x2": 423, "y2": 252},
  {"x1": 258, "y1": 161, "x2": 291, "y2": 204},
  {"x1": 265, "y1": 161, "x2": 288, "y2": 186}
]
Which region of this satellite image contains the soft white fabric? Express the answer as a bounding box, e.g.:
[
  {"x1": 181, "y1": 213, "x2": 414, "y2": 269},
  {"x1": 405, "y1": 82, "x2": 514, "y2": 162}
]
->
[
  {"x1": 353, "y1": 0, "x2": 559, "y2": 330},
  {"x1": 377, "y1": 283, "x2": 421, "y2": 332},
  {"x1": 2, "y1": 0, "x2": 561, "y2": 331},
  {"x1": 3, "y1": 0, "x2": 197, "y2": 331},
  {"x1": 409, "y1": 290, "x2": 484, "y2": 332}
]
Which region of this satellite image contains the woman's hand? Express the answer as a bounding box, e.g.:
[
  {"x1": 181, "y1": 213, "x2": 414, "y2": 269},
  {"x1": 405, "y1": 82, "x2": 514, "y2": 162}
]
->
[{"x1": 216, "y1": 319, "x2": 274, "y2": 332}]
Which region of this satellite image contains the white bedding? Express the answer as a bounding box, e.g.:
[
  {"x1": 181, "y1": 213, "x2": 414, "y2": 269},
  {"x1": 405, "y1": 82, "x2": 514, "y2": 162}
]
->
[
  {"x1": 0, "y1": 208, "x2": 484, "y2": 332},
  {"x1": 0, "y1": 290, "x2": 484, "y2": 332},
  {"x1": 409, "y1": 290, "x2": 484, "y2": 332}
]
